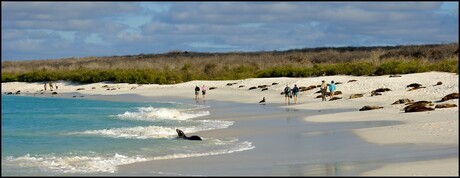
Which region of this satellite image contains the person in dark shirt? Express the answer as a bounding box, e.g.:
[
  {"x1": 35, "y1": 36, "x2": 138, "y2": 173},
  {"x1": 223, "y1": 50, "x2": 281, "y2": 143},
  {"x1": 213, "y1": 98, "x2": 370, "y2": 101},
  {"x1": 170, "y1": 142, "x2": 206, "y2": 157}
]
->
[
  {"x1": 195, "y1": 86, "x2": 200, "y2": 100},
  {"x1": 292, "y1": 84, "x2": 300, "y2": 104}
]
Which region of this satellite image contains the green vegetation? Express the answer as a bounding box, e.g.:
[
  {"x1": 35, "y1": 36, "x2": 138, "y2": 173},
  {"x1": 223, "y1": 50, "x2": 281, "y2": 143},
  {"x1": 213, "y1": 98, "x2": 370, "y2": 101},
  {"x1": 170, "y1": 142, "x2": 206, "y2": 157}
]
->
[{"x1": 2, "y1": 43, "x2": 458, "y2": 84}]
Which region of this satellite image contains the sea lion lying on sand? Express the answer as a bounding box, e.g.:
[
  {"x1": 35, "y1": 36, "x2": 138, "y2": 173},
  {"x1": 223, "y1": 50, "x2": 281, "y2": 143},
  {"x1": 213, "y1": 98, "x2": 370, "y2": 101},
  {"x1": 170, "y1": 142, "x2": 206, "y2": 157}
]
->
[
  {"x1": 359, "y1": 105, "x2": 384, "y2": 111},
  {"x1": 403, "y1": 101, "x2": 434, "y2": 113},
  {"x1": 176, "y1": 129, "x2": 202, "y2": 141},
  {"x1": 441, "y1": 93, "x2": 459, "y2": 102}
]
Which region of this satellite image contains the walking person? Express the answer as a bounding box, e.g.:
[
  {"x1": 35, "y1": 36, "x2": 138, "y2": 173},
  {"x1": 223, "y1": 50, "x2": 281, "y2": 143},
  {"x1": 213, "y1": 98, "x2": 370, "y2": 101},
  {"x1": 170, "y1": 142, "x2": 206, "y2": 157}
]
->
[
  {"x1": 201, "y1": 85, "x2": 207, "y2": 100},
  {"x1": 320, "y1": 80, "x2": 328, "y2": 101},
  {"x1": 49, "y1": 81, "x2": 53, "y2": 91},
  {"x1": 284, "y1": 84, "x2": 291, "y2": 105},
  {"x1": 194, "y1": 86, "x2": 200, "y2": 100},
  {"x1": 329, "y1": 81, "x2": 336, "y2": 98},
  {"x1": 292, "y1": 84, "x2": 300, "y2": 104}
]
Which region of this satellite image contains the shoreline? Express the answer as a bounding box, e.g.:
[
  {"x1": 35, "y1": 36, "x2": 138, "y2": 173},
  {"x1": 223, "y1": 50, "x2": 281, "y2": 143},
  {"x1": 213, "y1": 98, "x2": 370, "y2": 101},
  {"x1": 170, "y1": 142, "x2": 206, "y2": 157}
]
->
[{"x1": 2, "y1": 71, "x2": 458, "y2": 176}]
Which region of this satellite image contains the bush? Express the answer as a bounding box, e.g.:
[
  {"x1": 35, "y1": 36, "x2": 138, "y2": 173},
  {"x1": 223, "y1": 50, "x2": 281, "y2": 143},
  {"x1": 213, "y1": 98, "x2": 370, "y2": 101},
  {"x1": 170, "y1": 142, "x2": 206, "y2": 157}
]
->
[
  {"x1": 2, "y1": 73, "x2": 18, "y2": 82},
  {"x1": 375, "y1": 60, "x2": 402, "y2": 75},
  {"x1": 2, "y1": 43, "x2": 458, "y2": 83},
  {"x1": 343, "y1": 62, "x2": 376, "y2": 76},
  {"x1": 432, "y1": 59, "x2": 458, "y2": 73}
]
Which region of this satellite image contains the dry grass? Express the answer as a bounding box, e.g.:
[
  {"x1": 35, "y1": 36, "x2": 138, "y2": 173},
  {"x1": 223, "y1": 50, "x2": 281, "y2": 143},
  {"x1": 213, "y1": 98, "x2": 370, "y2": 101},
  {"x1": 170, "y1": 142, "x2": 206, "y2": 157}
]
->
[{"x1": 2, "y1": 43, "x2": 458, "y2": 83}]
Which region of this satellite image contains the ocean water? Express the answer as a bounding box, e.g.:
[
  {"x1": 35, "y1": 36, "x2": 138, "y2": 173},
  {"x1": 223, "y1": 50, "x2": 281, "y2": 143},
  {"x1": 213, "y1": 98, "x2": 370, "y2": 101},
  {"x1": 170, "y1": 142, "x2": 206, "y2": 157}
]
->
[{"x1": 1, "y1": 95, "x2": 254, "y2": 176}]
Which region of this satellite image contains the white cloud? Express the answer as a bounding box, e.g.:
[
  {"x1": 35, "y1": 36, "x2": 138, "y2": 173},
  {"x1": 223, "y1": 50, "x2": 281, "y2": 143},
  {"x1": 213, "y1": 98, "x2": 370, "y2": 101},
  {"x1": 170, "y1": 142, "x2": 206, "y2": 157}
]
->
[{"x1": 1, "y1": 1, "x2": 458, "y2": 60}]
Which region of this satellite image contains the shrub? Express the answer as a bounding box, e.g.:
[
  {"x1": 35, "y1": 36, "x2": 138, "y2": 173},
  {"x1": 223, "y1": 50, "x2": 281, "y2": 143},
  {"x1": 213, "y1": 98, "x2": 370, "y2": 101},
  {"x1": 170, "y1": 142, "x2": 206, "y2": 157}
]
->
[
  {"x1": 375, "y1": 60, "x2": 402, "y2": 75},
  {"x1": 2, "y1": 43, "x2": 458, "y2": 83},
  {"x1": 432, "y1": 59, "x2": 458, "y2": 73},
  {"x1": 2, "y1": 73, "x2": 17, "y2": 82}
]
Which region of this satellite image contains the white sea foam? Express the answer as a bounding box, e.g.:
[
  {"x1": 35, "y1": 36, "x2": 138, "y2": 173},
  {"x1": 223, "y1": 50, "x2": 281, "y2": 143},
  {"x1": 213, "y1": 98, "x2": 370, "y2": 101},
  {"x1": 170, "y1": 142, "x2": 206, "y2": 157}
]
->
[
  {"x1": 3, "y1": 139, "x2": 255, "y2": 174},
  {"x1": 115, "y1": 107, "x2": 210, "y2": 121},
  {"x1": 75, "y1": 125, "x2": 178, "y2": 139},
  {"x1": 153, "y1": 140, "x2": 255, "y2": 160},
  {"x1": 4, "y1": 153, "x2": 148, "y2": 174},
  {"x1": 69, "y1": 120, "x2": 234, "y2": 139}
]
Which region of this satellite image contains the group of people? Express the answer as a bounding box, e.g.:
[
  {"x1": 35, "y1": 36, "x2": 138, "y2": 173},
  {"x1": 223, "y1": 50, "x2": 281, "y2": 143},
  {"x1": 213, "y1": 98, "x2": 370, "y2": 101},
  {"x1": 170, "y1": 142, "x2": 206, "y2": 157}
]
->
[
  {"x1": 44, "y1": 81, "x2": 58, "y2": 91},
  {"x1": 284, "y1": 80, "x2": 336, "y2": 104},
  {"x1": 194, "y1": 81, "x2": 336, "y2": 104},
  {"x1": 283, "y1": 84, "x2": 300, "y2": 105},
  {"x1": 194, "y1": 85, "x2": 207, "y2": 100},
  {"x1": 320, "y1": 80, "x2": 336, "y2": 101}
]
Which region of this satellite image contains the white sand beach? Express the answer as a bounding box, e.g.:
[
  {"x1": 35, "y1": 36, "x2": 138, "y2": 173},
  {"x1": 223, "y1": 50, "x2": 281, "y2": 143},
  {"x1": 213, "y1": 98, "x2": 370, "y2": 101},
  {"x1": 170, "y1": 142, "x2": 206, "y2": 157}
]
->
[{"x1": 2, "y1": 71, "x2": 458, "y2": 176}]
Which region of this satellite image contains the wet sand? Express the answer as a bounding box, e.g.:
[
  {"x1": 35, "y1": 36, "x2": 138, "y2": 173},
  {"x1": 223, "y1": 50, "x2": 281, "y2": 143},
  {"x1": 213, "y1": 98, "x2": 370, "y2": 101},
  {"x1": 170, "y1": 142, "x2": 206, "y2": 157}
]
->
[{"x1": 116, "y1": 97, "x2": 457, "y2": 176}]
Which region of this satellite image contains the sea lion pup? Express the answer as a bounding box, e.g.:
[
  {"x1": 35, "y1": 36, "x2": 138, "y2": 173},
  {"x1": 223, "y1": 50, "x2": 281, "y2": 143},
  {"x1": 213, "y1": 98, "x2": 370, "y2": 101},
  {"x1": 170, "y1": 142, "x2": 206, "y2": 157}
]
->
[
  {"x1": 176, "y1": 129, "x2": 202, "y2": 141},
  {"x1": 259, "y1": 97, "x2": 266, "y2": 103}
]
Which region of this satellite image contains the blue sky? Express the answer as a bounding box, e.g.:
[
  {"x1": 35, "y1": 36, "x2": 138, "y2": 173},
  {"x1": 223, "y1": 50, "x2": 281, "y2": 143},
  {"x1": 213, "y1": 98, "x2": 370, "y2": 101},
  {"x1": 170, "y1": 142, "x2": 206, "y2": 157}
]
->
[{"x1": 2, "y1": 1, "x2": 458, "y2": 61}]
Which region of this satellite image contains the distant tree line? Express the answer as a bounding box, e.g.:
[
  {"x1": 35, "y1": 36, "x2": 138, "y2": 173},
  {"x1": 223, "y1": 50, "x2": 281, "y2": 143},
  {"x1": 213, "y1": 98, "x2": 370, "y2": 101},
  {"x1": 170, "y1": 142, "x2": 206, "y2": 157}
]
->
[{"x1": 2, "y1": 43, "x2": 458, "y2": 84}]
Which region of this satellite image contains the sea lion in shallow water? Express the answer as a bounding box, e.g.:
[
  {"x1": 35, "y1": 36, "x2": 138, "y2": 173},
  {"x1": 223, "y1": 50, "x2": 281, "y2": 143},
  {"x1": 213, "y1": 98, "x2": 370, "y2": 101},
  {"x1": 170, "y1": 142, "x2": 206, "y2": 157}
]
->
[
  {"x1": 259, "y1": 97, "x2": 266, "y2": 103},
  {"x1": 176, "y1": 129, "x2": 202, "y2": 141}
]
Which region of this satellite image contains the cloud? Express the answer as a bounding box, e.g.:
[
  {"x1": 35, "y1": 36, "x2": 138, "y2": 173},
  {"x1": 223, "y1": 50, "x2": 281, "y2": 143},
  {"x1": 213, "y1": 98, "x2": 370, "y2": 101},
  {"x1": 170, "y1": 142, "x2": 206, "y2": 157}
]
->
[
  {"x1": 2, "y1": 2, "x2": 150, "y2": 60},
  {"x1": 1, "y1": 2, "x2": 458, "y2": 61},
  {"x1": 2, "y1": 2, "x2": 142, "y2": 21},
  {"x1": 157, "y1": 2, "x2": 311, "y2": 24},
  {"x1": 2, "y1": 2, "x2": 139, "y2": 33},
  {"x1": 146, "y1": 2, "x2": 457, "y2": 47}
]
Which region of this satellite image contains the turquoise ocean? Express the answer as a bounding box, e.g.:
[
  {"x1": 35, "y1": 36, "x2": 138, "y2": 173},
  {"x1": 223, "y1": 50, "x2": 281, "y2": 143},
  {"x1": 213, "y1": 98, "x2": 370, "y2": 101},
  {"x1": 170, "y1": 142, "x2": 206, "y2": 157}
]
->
[{"x1": 1, "y1": 95, "x2": 253, "y2": 175}]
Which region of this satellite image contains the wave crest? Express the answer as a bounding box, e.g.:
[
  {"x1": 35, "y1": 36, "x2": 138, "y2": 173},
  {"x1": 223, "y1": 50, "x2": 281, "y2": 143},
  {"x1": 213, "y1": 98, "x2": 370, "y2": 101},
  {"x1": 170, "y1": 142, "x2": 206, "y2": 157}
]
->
[
  {"x1": 4, "y1": 153, "x2": 147, "y2": 174},
  {"x1": 4, "y1": 139, "x2": 254, "y2": 174},
  {"x1": 69, "y1": 120, "x2": 234, "y2": 139},
  {"x1": 115, "y1": 107, "x2": 210, "y2": 121}
]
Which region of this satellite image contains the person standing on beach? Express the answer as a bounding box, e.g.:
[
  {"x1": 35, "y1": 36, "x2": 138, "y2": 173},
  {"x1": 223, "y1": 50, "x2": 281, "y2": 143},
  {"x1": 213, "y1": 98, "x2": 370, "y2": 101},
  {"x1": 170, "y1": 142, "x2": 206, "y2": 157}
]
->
[
  {"x1": 44, "y1": 82, "x2": 47, "y2": 91},
  {"x1": 292, "y1": 84, "x2": 299, "y2": 104},
  {"x1": 284, "y1": 84, "x2": 291, "y2": 105},
  {"x1": 329, "y1": 81, "x2": 336, "y2": 98},
  {"x1": 195, "y1": 86, "x2": 200, "y2": 100},
  {"x1": 201, "y1": 85, "x2": 207, "y2": 100},
  {"x1": 49, "y1": 81, "x2": 53, "y2": 91},
  {"x1": 55, "y1": 82, "x2": 59, "y2": 90},
  {"x1": 320, "y1": 80, "x2": 328, "y2": 101}
]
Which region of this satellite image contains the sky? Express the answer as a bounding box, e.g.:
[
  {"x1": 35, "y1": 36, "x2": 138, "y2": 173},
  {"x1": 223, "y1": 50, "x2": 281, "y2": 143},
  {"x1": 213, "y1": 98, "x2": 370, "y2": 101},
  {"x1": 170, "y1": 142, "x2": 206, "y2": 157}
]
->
[{"x1": 2, "y1": 1, "x2": 458, "y2": 61}]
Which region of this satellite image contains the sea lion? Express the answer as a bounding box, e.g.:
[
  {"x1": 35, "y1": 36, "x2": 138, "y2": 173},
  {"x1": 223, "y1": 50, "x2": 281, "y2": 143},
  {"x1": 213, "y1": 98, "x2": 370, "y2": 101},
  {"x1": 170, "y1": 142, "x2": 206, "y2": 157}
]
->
[
  {"x1": 329, "y1": 97, "x2": 342, "y2": 101},
  {"x1": 258, "y1": 85, "x2": 268, "y2": 88},
  {"x1": 176, "y1": 129, "x2": 202, "y2": 141},
  {"x1": 406, "y1": 83, "x2": 422, "y2": 88},
  {"x1": 441, "y1": 93, "x2": 459, "y2": 102},
  {"x1": 433, "y1": 81, "x2": 442, "y2": 86},
  {"x1": 259, "y1": 97, "x2": 266, "y2": 103},
  {"x1": 349, "y1": 93, "x2": 364, "y2": 99},
  {"x1": 359, "y1": 105, "x2": 384, "y2": 111},
  {"x1": 300, "y1": 85, "x2": 316, "y2": 92},
  {"x1": 372, "y1": 88, "x2": 391, "y2": 93},
  {"x1": 435, "y1": 103, "x2": 457, "y2": 108},
  {"x1": 391, "y1": 98, "x2": 413, "y2": 105},
  {"x1": 403, "y1": 101, "x2": 434, "y2": 113}
]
